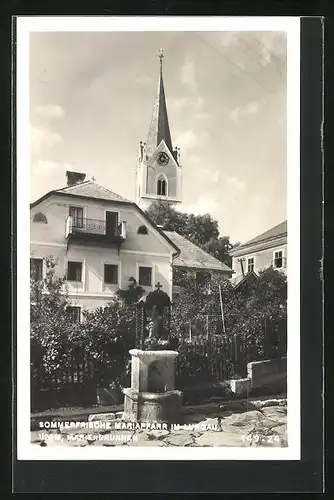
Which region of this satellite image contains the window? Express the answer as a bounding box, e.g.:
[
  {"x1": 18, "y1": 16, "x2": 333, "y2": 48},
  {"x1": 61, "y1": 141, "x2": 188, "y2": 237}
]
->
[
  {"x1": 104, "y1": 264, "x2": 118, "y2": 285},
  {"x1": 66, "y1": 306, "x2": 81, "y2": 323},
  {"x1": 274, "y1": 250, "x2": 283, "y2": 268},
  {"x1": 157, "y1": 178, "x2": 167, "y2": 196},
  {"x1": 67, "y1": 261, "x2": 82, "y2": 281},
  {"x1": 247, "y1": 257, "x2": 254, "y2": 273},
  {"x1": 30, "y1": 258, "x2": 43, "y2": 280},
  {"x1": 69, "y1": 206, "x2": 84, "y2": 228},
  {"x1": 139, "y1": 266, "x2": 152, "y2": 286},
  {"x1": 137, "y1": 225, "x2": 148, "y2": 235},
  {"x1": 33, "y1": 212, "x2": 47, "y2": 223},
  {"x1": 105, "y1": 211, "x2": 119, "y2": 236}
]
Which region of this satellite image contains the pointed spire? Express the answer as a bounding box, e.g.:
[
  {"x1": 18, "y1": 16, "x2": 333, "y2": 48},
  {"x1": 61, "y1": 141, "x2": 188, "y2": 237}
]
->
[{"x1": 146, "y1": 49, "x2": 173, "y2": 159}]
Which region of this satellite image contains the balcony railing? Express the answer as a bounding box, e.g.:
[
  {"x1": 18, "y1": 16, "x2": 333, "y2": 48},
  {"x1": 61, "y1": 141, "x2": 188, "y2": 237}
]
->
[{"x1": 66, "y1": 216, "x2": 127, "y2": 240}]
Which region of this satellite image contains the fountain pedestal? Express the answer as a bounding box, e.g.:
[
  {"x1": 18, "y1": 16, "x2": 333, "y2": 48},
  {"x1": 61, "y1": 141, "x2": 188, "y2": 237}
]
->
[{"x1": 123, "y1": 349, "x2": 183, "y2": 423}]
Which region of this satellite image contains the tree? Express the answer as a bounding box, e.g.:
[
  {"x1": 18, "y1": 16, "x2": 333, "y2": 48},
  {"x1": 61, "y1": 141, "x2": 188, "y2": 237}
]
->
[
  {"x1": 202, "y1": 236, "x2": 233, "y2": 267},
  {"x1": 30, "y1": 257, "x2": 135, "y2": 387},
  {"x1": 116, "y1": 277, "x2": 145, "y2": 305},
  {"x1": 171, "y1": 266, "x2": 287, "y2": 344},
  {"x1": 30, "y1": 256, "x2": 80, "y2": 376},
  {"x1": 145, "y1": 200, "x2": 232, "y2": 266}
]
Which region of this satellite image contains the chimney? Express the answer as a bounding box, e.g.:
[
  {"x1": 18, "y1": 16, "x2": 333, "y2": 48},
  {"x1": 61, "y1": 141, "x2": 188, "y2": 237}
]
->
[{"x1": 66, "y1": 171, "x2": 86, "y2": 187}]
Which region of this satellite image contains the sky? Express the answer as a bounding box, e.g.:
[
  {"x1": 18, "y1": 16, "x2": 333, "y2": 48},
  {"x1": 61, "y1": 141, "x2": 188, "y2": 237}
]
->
[{"x1": 29, "y1": 30, "x2": 287, "y2": 244}]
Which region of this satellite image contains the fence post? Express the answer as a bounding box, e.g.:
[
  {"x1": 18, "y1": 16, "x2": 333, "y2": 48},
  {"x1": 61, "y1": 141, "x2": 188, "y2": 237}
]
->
[
  {"x1": 264, "y1": 317, "x2": 269, "y2": 358},
  {"x1": 234, "y1": 334, "x2": 240, "y2": 377},
  {"x1": 206, "y1": 315, "x2": 209, "y2": 340}
]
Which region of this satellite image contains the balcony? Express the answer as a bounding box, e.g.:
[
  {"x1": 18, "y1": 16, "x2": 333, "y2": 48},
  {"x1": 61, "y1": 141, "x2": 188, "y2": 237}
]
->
[{"x1": 66, "y1": 216, "x2": 126, "y2": 250}]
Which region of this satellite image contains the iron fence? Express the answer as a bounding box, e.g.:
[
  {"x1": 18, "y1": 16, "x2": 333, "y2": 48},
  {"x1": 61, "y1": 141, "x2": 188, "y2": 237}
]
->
[{"x1": 31, "y1": 317, "x2": 287, "y2": 411}]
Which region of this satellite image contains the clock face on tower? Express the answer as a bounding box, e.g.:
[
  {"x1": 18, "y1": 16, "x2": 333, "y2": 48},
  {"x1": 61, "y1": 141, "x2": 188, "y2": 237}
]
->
[{"x1": 157, "y1": 152, "x2": 169, "y2": 166}]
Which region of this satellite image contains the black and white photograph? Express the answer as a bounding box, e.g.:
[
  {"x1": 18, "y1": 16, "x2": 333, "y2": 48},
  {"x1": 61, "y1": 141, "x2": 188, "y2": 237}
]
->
[{"x1": 16, "y1": 16, "x2": 301, "y2": 461}]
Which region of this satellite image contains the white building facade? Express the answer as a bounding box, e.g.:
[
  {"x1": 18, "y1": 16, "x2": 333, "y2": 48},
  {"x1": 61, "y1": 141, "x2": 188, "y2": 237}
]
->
[{"x1": 30, "y1": 176, "x2": 179, "y2": 319}]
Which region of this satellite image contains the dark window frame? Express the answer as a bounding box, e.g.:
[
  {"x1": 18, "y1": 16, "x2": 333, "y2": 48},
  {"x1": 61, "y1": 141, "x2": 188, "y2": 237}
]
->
[
  {"x1": 274, "y1": 250, "x2": 283, "y2": 269},
  {"x1": 69, "y1": 206, "x2": 84, "y2": 228},
  {"x1": 138, "y1": 266, "x2": 152, "y2": 287},
  {"x1": 67, "y1": 261, "x2": 83, "y2": 282},
  {"x1": 66, "y1": 306, "x2": 81, "y2": 323},
  {"x1": 137, "y1": 225, "x2": 148, "y2": 235},
  {"x1": 157, "y1": 178, "x2": 167, "y2": 196},
  {"x1": 104, "y1": 264, "x2": 118, "y2": 285},
  {"x1": 33, "y1": 212, "x2": 47, "y2": 224},
  {"x1": 247, "y1": 257, "x2": 255, "y2": 273}
]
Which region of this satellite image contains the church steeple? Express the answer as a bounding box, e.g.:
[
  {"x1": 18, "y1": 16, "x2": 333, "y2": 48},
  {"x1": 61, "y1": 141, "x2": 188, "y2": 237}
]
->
[
  {"x1": 136, "y1": 50, "x2": 182, "y2": 211},
  {"x1": 146, "y1": 49, "x2": 173, "y2": 159}
]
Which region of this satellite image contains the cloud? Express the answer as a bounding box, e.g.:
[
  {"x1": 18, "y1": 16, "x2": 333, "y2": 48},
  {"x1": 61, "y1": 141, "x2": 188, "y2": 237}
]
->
[
  {"x1": 31, "y1": 126, "x2": 62, "y2": 153},
  {"x1": 174, "y1": 130, "x2": 210, "y2": 152},
  {"x1": 249, "y1": 194, "x2": 270, "y2": 207},
  {"x1": 168, "y1": 96, "x2": 192, "y2": 112},
  {"x1": 230, "y1": 99, "x2": 262, "y2": 123},
  {"x1": 32, "y1": 160, "x2": 59, "y2": 175},
  {"x1": 181, "y1": 57, "x2": 197, "y2": 88},
  {"x1": 219, "y1": 32, "x2": 240, "y2": 48},
  {"x1": 189, "y1": 154, "x2": 201, "y2": 163},
  {"x1": 134, "y1": 75, "x2": 153, "y2": 86},
  {"x1": 34, "y1": 104, "x2": 65, "y2": 118},
  {"x1": 182, "y1": 195, "x2": 221, "y2": 217},
  {"x1": 195, "y1": 111, "x2": 210, "y2": 120},
  {"x1": 174, "y1": 130, "x2": 197, "y2": 151},
  {"x1": 169, "y1": 94, "x2": 210, "y2": 121},
  {"x1": 230, "y1": 107, "x2": 240, "y2": 124},
  {"x1": 211, "y1": 170, "x2": 220, "y2": 183},
  {"x1": 254, "y1": 32, "x2": 287, "y2": 67},
  {"x1": 198, "y1": 167, "x2": 220, "y2": 183},
  {"x1": 226, "y1": 176, "x2": 246, "y2": 193}
]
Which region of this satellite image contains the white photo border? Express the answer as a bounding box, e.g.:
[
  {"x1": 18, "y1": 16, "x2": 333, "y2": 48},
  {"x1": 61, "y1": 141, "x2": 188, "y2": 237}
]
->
[{"x1": 16, "y1": 15, "x2": 300, "y2": 461}]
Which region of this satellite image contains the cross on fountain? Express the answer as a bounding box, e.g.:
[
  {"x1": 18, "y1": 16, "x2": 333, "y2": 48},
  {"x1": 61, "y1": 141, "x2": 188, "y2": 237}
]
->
[{"x1": 155, "y1": 282, "x2": 163, "y2": 291}]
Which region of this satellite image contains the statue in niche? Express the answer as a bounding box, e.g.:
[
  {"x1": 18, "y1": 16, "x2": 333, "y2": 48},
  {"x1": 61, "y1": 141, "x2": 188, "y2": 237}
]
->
[{"x1": 145, "y1": 282, "x2": 171, "y2": 342}]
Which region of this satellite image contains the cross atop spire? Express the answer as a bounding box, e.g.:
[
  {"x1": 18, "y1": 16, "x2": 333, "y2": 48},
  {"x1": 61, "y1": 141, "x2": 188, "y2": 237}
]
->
[
  {"x1": 145, "y1": 50, "x2": 173, "y2": 159},
  {"x1": 158, "y1": 48, "x2": 164, "y2": 65}
]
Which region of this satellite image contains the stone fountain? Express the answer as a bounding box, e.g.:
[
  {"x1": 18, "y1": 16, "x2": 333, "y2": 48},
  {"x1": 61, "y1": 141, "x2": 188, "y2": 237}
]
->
[{"x1": 123, "y1": 283, "x2": 183, "y2": 423}]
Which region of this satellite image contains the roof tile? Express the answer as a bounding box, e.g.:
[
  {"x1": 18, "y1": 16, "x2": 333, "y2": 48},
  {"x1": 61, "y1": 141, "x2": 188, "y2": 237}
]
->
[
  {"x1": 56, "y1": 181, "x2": 131, "y2": 203},
  {"x1": 233, "y1": 220, "x2": 287, "y2": 251},
  {"x1": 163, "y1": 230, "x2": 233, "y2": 273}
]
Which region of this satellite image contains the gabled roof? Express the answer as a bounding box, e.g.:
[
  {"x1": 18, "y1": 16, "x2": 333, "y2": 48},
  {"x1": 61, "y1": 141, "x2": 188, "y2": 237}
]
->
[
  {"x1": 146, "y1": 58, "x2": 173, "y2": 159},
  {"x1": 231, "y1": 270, "x2": 259, "y2": 290},
  {"x1": 30, "y1": 180, "x2": 131, "y2": 208},
  {"x1": 30, "y1": 181, "x2": 180, "y2": 256},
  {"x1": 230, "y1": 220, "x2": 287, "y2": 255},
  {"x1": 163, "y1": 230, "x2": 233, "y2": 273},
  {"x1": 56, "y1": 180, "x2": 131, "y2": 203}
]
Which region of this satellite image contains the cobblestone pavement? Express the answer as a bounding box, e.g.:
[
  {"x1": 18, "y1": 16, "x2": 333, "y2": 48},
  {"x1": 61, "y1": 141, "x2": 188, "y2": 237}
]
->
[{"x1": 31, "y1": 398, "x2": 287, "y2": 448}]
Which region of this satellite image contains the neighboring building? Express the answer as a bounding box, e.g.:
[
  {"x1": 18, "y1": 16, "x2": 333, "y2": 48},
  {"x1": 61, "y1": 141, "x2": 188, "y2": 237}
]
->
[
  {"x1": 30, "y1": 172, "x2": 180, "y2": 318},
  {"x1": 163, "y1": 230, "x2": 233, "y2": 299},
  {"x1": 232, "y1": 270, "x2": 259, "y2": 292},
  {"x1": 136, "y1": 50, "x2": 182, "y2": 211},
  {"x1": 230, "y1": 220, "x2": 287, "y2": 285}
]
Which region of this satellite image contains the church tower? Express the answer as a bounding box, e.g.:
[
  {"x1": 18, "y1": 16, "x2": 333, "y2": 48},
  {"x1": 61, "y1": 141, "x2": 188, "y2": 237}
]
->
[{"x1": 136, "y1": 50, "x2": 182, "y2": 211}]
